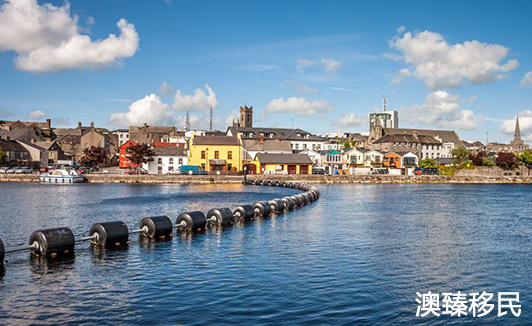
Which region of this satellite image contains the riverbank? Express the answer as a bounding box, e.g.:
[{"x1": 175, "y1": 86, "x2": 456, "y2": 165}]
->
[{"x1": 2, "y1": 173, "x2": 532, "y2": 184}]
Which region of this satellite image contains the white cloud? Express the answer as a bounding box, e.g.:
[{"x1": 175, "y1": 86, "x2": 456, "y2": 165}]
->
[
  {"x1": 265, "y1": 97, "x2": 333, "y2": 116},
  {"x1": 26, "y1": 110, "x2": 46, "y2": 119},
  {"x1": 0, "y1": 0, "x2": 139, "y2": 72},
  {"x1": 159, "y1": 81, "x2": 174, "y2": 94},
  {"x1": 110, "y1": 94, "x2": 175, "y2": 127},
  {"x1": 321, "y1": 59, "x2": 341, "y2": 74},
  {"x1": 296, "y1": 58, "x2": 341, "y2": 75},
  {"x1": 501, "y1": 110, "x2": 532, "y2": 140},
  {"x1": 405, "y1": 90, "x2": 481, "y2": 130},
  {"x1": 520, "y1": 71, "x2": 532, "y2": 87},
  {"x1": 387, "y1": 29, "x2": 519, "y2": 89},
  {"x1": 331, "y1": 113, "x2": 366, "y2": 128},
  {"x1": 296, "y1": 59, "x2": 315, "y2": 74},
  {"x1": 172, "y1": 84, "x2": 218, "y2": 112}
]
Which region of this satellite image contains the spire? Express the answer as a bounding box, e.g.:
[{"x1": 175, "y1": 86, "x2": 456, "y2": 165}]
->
[{"x1": 514, "y1": 115, "x2": 521, "y2": 141}]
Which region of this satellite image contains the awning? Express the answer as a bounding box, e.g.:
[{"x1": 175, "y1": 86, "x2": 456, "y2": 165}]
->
[{"x1": 209, "y1": 159, "x2": 227, "y2": 165}]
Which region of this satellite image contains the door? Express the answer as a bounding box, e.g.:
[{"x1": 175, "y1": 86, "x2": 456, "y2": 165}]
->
[
  {"x1": 300, "y1": 165, "x2": 309, "y2": 174},
  {"x1": 287, "y1": 165, "x2": 297, "y2": 174}
]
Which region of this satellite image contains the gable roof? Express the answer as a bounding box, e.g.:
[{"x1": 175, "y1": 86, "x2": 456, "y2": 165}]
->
[
  {"x1": 256, "y1": 153, "x2": 312, "y2": 164},
  {"x1": 242, "y1": 139, "x2": 292, "y2": 152},
  {"x1": 153, "y1": 145, "x2": 186, "y2": 156},
  {"x1": 382, "y1": 128, "x2": 460, "y2": 144},
  {"x1": 228, "y1": 126, "x2": 325, "y2": 141},
  {"x1": 193, "y1": 136, "x2": 240, "y2": 146}
]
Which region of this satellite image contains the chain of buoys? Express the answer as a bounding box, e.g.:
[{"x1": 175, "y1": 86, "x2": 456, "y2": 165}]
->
[{"x1": 0, "y1": 180, "x2": 319, "y2": 270}]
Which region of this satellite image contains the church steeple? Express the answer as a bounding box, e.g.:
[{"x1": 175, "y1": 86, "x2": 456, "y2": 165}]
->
[{"x1": 514, "y1": 115, "x2": 521, "y2": 141}]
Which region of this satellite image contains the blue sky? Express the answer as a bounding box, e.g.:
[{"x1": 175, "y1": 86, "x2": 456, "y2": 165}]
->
[{"x1": 1, "y1": 0, "x2": 531, "y2": 143}]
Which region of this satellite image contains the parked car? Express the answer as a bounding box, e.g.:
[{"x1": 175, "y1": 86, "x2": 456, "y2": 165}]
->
[
  {"x1": 370, "y1": 168, "x2": 389, "y2": 175},
  {"x1": 39, "y1": 166, "x2": 48, "y2": 173},
  {"x1": 0, "y1": 167, "x2": 8, "y2": 174},
  {"x1": 312, "y1": 167, "x2": 328, "y2": 175},
  {"x1": 179, "y1": 165, "x2": 207, "y2": 175},
  {"x1": 6, "y1": 167, "x2": 17, "y2": 174},
  {"x1": 167, "y1": 169, "x2": 181, "y2": 175},
  {"x1": 15, "y1": 167, "x2": 33, "y2": 174},
  {"x1": 414, "y1": 167, "x2": 439, "y2": 175},
  {"x1": 125, "y1": 167, "x2": 147, "y2": 175}
]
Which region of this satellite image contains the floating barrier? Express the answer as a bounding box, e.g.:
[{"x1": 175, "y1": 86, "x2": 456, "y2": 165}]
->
[{"x1": 0, "y1": 180, "x2": 320, "y2": 269}]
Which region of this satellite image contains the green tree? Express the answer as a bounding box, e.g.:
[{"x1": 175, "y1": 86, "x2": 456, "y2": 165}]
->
[
  {"x1": 79, "y1": 146, "x2": 107, "y2": 168},
  {"x1": 128, "y1": 143, "x2": 155, "y2": 170},
  {"x1": 419, "y1": 158, "x2": 437, "y2": 168},
  {"x1": 451, "y1": 147, "x2": 470, "y2": 165},
  {"x1": 518, "y1": 150, "x2": 532, "y2": 174},
  {"x1": 0, "y1": 148, "x2": 6, "y2": 165},
  {"x1": 496, "y1": 151, "x2": 518, "y2": 170},
  {"x1": 343, "y1": 141, "x2": 351, "y2": 149},
  {"x1": 482, "y1": 157, "x2": 494, "y2": 167}
]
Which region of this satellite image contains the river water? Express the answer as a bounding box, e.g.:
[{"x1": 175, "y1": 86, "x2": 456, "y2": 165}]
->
[{"x1": 0, "y1": 182, "x2": 530, "y2": 325}]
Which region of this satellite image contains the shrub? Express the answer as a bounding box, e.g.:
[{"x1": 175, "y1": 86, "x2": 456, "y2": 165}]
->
[{"x1": 496, "y1": 151, "x2": 518, "y2": 170}]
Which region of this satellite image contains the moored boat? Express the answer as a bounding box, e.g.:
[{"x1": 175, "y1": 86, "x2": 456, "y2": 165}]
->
[{"x1": 38, "y1": 169, "x2": 85, "y2": 183}]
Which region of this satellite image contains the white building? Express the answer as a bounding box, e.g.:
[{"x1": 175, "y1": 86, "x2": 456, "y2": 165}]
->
[
  {"x1": 298, "y1": 149, "x2": 323, "y2": 167},
  {"x1": 142, "y1": 145, "x2": 187, "y2": 174},
  {"x1": 115, "y1": 129, "x2": 130, "y2": 147}
]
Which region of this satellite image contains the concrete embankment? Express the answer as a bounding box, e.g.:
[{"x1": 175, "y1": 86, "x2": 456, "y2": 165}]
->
[{"x1": 2, "y1": 173, "x2": 532, "y2": 184}]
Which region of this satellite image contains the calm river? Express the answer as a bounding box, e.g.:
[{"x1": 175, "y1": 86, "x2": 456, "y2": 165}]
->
[{"x1": 0, "y1": 183, "x2": 530, "y2": 325}]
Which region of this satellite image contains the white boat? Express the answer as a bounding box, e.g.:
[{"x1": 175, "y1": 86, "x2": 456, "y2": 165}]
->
[{"x1": 38, "y1": 169, "x2": 85, "y2": 183}]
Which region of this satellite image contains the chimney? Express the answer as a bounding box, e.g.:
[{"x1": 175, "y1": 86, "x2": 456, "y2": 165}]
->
[
  {"x1": 90, "y1": 121, "x2": 95, "y2": 129},
  {"x1": 46, "y1": 119, "x2": 51, "y2": 129},
  {"x1": 78, "y1": 121, "x2": 82, "y2": 128},
  {"x1": 276, "y1": 136, "x2": 281, "y2": 142},
  {"x1": 259, "y1": 136, "x2": 264, "y2": 143}
]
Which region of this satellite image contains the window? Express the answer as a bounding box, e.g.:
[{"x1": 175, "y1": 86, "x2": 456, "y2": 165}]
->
[
  {"x1": 178, "y1": 158, "x2": 183, "y2": 164},
  {"x1": 215, "y1": 151, "x2": 219, "y2": 159},
  {"x1": 201, "y1": 151, "x2": 206, "y2": 159},
  {"x1": 295, "y1": 144, "x2": 299, "y2": 149},
  {"x1": 201, "y1": 163, "x2": 205, "y2": 169},
  {"x1": 169, "y1": 158, "x2": 173, "y2": 164},
  {"x1": 158, "y1": 166, "x2": 162, "y2": 174},
  {"x1": 158, "y1": 158, "x2": 162, "y2": 164},
  {"x1": 303, "y1": 144, "x2": 307, "y2": 149},
  {"x1": 228, "y1": 163, "x2": 232, "y2": 170},
  {"x1": 228, "y1": 151, "x2": 232, "y2": 159}
]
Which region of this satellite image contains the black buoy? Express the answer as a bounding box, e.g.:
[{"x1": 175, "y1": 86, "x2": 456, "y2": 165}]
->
[
  {"x1": 281, "y1": 197, "x2": 295, "y2": 210},
  {"x1": 303, "y1": 192, "x2": 313, "y2": 204},
  {"x1": 274, "y1": 181, "x2": 280, "y2": 186},
  {"x1": 29, "y1": 227, "x2": 75, "y2": 257},
  {"x1": 0, "y1": 238, "x2": 4, "y2": 264},
  {"x1": 252, "y1": 202, "x2": 272, "y2": 217},
  {"x1": 138, "y1": 216, "x2": 173, "y2": 238},
  {"x1": 289, "y1": 195, "x2": 301, "y2": 207},
  {"x1": 268, "y1": 199, "x2": 285, "y2": 213},
  {"x1": 89, "y1": 221, "x2": 129, "y2": 248},
  {"x1": 295, "y1": 194, "x2": 306, "y2": 206},
  {"x1": 206, "y1": 208, "x2": 234, "y2": 225},
  {"x1": 176, "y1": 211, "x2": 207, "y2": 231},
  {"x1": 232, "y1": 205, "x2": 254, "y2": 220}
]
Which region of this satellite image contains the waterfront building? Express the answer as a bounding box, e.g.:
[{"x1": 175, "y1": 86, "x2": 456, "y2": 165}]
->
[
  {"x1": 297, "y1": 149, "x2": 323, "y2": 167},
  {"x1": 321, "y1": 149, "x2": 348, "y2": 173},
  {"x1": 142, "y1": 145, "x2": 187, "y2": 174},
  {"x1": 0, "y1": 138, "x2": 32, "y2": 164},
  {"x1": 115, "y1": 129, "x2": 130, "y2": 146},
  {"x1": 118, "y1": 140, "x2": 137, "y2": 168},
  {"x1": 188, "y1": 134, "x2": 243, "y2": 172},
  {"x1": 383, "y1": 151, "x2": 419, "y2": 168},
  {"x1": 129, "y1": 123, "x2": 177, "y2": 144},
  {"x1": 242, "y1": 138, "x2": 292, "y2": 161},
  {"x1": 227, "y1": 126, "x2": 326, "y2": 151},
  {"x1": 345, "y1": 148, "x2": 384, "y2": 168},
  {"x1": 252, "y1": 153, "x2": 312, "y2": 174}
]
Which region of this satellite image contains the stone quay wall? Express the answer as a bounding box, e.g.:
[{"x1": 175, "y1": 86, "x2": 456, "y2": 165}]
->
[{"x1": 2, "y1": 173, "x2": 532, "y2": 184}]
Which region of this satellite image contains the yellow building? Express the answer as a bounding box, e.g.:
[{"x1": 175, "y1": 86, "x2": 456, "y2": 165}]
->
[
  {"x1": 189, "y1": 134, "x2": 243, "y2": 172},
  {"x1": 253, "y1": 153, "x2": 312, "y2": 174}
]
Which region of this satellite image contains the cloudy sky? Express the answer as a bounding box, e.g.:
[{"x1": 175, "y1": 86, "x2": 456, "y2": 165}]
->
[{"x1": 0, "y1": 0, "x2": 531, "y2": 143}]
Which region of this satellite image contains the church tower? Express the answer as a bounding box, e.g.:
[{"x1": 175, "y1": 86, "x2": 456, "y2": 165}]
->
[
  {"x1": 239, "y1": 105, "x2": 253, "y2": 128},
  {"x1": 514, "y1": 115, "x2": 522, "y2": 141}
]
